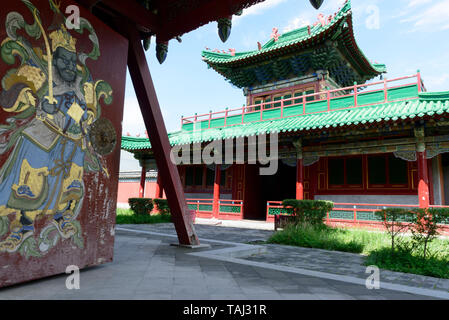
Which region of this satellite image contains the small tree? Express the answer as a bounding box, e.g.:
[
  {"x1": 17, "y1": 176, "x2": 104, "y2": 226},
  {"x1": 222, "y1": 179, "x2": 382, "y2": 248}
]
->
[
  {"x1": 282, "y1": 199, "x2": 333, "y2": 227},
  {"x1": 411, "y1": 208, "x2": 449, "y2": 259},
  {"x1": 153, "y1": 198, "x2": 170, "y2": 215},
  {"x1": 375, "y1": 208, "x2": 415, "y2": 255},
  {"x1": 128, "y1": 198, "x2": 154, "y2": 215}
]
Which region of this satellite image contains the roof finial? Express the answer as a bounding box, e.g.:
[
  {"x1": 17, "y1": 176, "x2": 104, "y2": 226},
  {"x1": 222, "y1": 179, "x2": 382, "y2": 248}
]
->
[
  {"x1": 217, "y1": 16, "x2": 232, "y2": 42},
  {"x1": 309, "y1": 0, "x2": 324, "y2": 10}
]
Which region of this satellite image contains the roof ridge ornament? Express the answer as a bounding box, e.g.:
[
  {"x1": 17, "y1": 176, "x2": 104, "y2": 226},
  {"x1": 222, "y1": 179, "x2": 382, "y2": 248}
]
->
[{"x1": 270, "y1": 27, "x2": 280, "y2": 42}]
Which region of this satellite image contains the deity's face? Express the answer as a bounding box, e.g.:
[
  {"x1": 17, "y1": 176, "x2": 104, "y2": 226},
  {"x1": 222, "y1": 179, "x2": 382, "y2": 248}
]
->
[{"x1": 53, "y1": 47, "x2": 77, "y2": 83}]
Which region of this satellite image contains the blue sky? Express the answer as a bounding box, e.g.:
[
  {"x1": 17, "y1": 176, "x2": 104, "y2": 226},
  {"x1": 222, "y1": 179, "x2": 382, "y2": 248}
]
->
[{"x1": 120, "y1": 0, "x2": 449, "y2": 171}]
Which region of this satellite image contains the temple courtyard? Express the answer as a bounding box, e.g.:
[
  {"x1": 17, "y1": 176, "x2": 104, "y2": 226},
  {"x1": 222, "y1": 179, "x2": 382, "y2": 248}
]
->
[{"x1": 0, "y1": 222, "x2": 448, "y2": 300}]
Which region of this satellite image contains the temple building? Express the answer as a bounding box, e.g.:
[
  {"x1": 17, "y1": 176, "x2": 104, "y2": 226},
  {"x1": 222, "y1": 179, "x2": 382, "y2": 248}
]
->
[{"x1": 121, "y1": 0, "x2": 449, "y2": 224}]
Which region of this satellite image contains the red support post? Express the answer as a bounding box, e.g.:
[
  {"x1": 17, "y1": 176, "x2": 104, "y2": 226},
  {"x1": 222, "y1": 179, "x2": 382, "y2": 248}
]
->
[
  {"x1": 125, "y1": 23, "x2": 199, "y2": 245},
  {"x1": 139, "y1": 164, "x2": 146, "y2": 198},
  {"x1": 417, "y1": 151, "x2": 430, "y2": 208},
  {"x1": 384, "y1": 78, "x2": 388, "y2": 103},
  {"x1": 213, "y1": 164, "x2": 221, "y2": 218},
  {"x1": 354, "y1": 82, "x2": 358, "y2": 107},
  {"x1": 154, "y1": 172, "x2": 163, "y2": 198},
  {"x1": 327, "y1": 91, "x2": 330, "y2": 111},
  {"x1": 296, "y1": 158, "x2": 304, "y2": 200}
]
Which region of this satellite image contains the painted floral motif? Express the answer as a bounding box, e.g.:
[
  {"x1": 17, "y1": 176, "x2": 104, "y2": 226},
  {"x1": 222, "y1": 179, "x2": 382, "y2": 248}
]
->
[{"x1": 0, "y1": 0, "x2": 115, "y2": 258}]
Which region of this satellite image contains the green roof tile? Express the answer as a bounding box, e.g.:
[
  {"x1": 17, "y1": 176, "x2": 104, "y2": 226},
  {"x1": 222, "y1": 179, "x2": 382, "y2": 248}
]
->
[
  {"x1": 122, "y1": 92, "x2": 449, "y2": 151},
  {"x1": 201, "y1": 0, "x2": 386, "y2": 88}
]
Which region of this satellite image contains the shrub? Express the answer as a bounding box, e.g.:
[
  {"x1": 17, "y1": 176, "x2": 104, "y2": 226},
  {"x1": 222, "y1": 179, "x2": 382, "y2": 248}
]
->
[
  {"x1": 375, "y1": 208, "x2": 416, "y2": 254},
  {"x1": 128, "y1": 198, "x2": 153, "y2": 215},
  {"x1": 153, "y1": 198, "x2": 170, "y2": 215},
  {"x1": 282, "y1": 199, "x2": 333, "y2": 226},
  {"x1": 411, "y1": 208, "x2": 449, "y2": 259}
]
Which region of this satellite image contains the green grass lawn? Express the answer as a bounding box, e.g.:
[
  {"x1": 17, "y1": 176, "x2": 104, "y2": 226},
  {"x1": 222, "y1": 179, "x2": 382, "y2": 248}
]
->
[
  {"x1": 268, "y1": 224, "x2": 449, "y2": 279},
  {"x1": 116, "y1": 208, "x2": 172, "y2": 224}
]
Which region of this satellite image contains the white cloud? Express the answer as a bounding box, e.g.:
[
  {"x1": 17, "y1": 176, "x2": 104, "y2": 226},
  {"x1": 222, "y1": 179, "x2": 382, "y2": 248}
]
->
[
  {"x1": 283, "y1": 14, "x2": 313, "y2": 32},
  {"x1": 122, "y1": 96, "x2": 146, "y2": 137},
  {"x1": 399, "y1": 0, "x2": 449, "y2": 32},
  {"x1": 234, "y1": 0, "x2": 288, "y2": 25},
  {"x1": 424, "y1": 73, "x2": 449, "y2": 91},
  {"x1": 407, "y1": 0, "x2": 432, "y2": 7}
]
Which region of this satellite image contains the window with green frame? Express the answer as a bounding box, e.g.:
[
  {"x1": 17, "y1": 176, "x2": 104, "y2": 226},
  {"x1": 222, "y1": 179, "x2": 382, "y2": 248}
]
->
[
  {"x1": 253, "y1": 98, "x2": 262, "y2": 111},
  {"x1": 273, "y1": 95, "x2": 282, "y2": 108},
  {"x1": 264, "y1": 97, "x2": 272, "y2": 109},
  {"x1": 283, "y1": 93, "x2": 292, "y2": 106},
  {"x1": 294, "y1": 91, "x2": 303, "y2": 104},
  {"x1": 305, "y1": 89, "x2": 315, "y2": 102}
]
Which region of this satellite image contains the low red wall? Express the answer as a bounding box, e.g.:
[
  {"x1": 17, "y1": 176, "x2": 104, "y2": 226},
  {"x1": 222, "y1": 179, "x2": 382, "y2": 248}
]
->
[{"x1": 117, "y1": 181, "x2": 165, "y2": 205}]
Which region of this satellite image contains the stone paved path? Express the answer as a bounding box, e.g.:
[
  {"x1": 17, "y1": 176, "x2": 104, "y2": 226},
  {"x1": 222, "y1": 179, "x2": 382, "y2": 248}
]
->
[{"x1": 0, "y1": 223, "x2": 446, "y2": 300}]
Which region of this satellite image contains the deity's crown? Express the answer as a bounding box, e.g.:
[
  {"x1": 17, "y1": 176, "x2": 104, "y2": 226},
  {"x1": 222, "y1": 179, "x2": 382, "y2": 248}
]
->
[{"x1": 49, "y1": 25, "x2": 76, "y2": 53}]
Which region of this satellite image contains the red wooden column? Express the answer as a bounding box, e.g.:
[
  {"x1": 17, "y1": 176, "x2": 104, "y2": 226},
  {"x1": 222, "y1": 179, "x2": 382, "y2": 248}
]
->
[
  {"x1": 296, "y1": 158, "x2": 304, "y2": 200},
  {"x1": 125, "y1": 23, "x2": 199, "y2": 245},
  {"x1": 213, "y1": 164, "x2": 221, "y2": 218},
  {"x1": 294, "y1": 139, "x2": 304, "y2": 200},
  {"x1": 154, "y1": 172, "x2": 163, "y2": 199},
  {"x1": 417, "y1": 151, "x2": 430, "y2": 208},
  {"x1": 415, "y1": 127, "x2": 429, "y2": 208},
  {"x1": 139, "y1": 164, "x2": 146, "y2": 198}
]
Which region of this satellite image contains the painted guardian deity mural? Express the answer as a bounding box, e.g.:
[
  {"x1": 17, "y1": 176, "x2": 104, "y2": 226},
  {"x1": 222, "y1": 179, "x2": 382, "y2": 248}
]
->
[{"x1": 0, "y1": 0, "x2": 117, "y2": 259}]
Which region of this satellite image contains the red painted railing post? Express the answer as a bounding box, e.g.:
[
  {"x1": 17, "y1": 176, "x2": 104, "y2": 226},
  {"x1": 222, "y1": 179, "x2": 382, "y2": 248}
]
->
[
  {"x1": 208, "y1": 110, "x2": 212, "y2": 128},
  {"x1": 281, "y1": 100, "x2": 284, "y2": 118},
  {"x1": 354, "y1": 82, "x2": 358, "y2": 107},
  {"x1": 417, "y1": 70, "x2": 422, "y2": 93},
  {"x1": 302, "y1": 97, "x2": 306, "y2": 115},
  {"x1": 327, "y1": 91, "x2": 330, "y2": 111},
  {"x1": 384, "y1": 78, "x2": 388, "y2": 103},
  {"x1": 241, "y1": 106, "x2": 245, "y2": 124},
  {"x1": 224, "y1": 108, "x2": 228, "y2": 126},
  {"x1": 353, "y1": 206, "x2": 357, "y2": 223}
]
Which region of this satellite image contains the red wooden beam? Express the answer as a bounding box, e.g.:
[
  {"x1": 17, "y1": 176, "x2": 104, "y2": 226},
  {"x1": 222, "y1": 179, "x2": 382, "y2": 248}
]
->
[
  {"x1": 77, "y1": 0, "x2": 160, "y2": 34},
  {"x1": 124, "y1": 22, "x2": 199, "y2": 245},
  {"x1": 156, "y1": 0, "x2": 260, "y2": 42}
]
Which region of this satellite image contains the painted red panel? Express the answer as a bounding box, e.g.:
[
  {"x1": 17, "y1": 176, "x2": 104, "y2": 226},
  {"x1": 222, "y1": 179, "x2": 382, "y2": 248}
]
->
[{"x1": 0, "y1": 0, "x2": 128, "y2": 287}]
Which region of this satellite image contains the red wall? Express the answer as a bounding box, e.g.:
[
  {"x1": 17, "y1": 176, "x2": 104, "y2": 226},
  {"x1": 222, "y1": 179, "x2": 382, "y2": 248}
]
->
[{"x1": 117, "y1": 181, "x2": 165, "y2": 204}]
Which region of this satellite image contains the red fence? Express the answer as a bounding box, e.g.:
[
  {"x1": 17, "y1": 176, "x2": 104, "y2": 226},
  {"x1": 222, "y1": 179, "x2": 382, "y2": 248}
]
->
[
  {"x1": 267, "y1": 201, "x2": 449, "y2": 234},
  {"x1": 186, "y1": 198, "x2": 243, "y2": 220},
  {"x1": 181, "y1": 73, "x2": 424, "y2": 131}
]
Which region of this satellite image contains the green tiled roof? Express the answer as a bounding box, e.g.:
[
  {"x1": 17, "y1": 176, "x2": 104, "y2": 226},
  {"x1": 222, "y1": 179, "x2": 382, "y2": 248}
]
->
[
  {"x1": 201, "y1": 0, "x2": 386, "y2": 88},
  {"x1": 121, "y1": 91, "x2": 449, "y2": 151}
]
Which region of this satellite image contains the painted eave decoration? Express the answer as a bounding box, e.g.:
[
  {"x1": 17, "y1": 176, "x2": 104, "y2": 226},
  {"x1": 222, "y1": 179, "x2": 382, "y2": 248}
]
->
[{"x1": 201, "y1": 0, "x2": 386, "y2": 88}]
